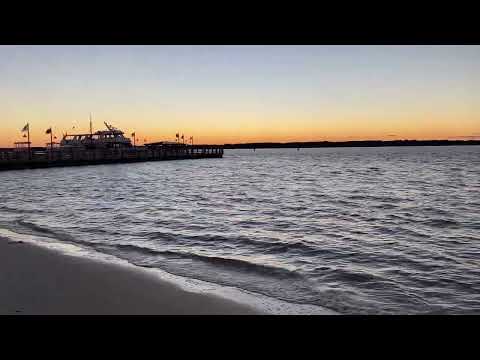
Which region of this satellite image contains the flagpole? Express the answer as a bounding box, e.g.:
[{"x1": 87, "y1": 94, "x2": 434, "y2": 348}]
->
[
  {"x1": 90, "y1": 113, "x2": 93, "y2": 146},
  {"x1": 51, "y1": 129, "x2": 53, "y2": 150},
  {"x1": 27, "y1": 123, "x2": 31, "y2": 160}
]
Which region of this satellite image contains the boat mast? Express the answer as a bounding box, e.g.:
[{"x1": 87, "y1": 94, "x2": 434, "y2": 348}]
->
[{"x1": 90, "y1": 113, "x2": 93, "y2": 136}]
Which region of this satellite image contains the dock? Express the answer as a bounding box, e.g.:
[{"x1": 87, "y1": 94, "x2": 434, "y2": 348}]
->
[{"x1": 0, "y1": 143, "x2": 224, "y2": 171}]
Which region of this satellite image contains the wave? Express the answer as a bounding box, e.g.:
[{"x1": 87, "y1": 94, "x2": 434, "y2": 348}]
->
[
  {"x1": 2, "y1": 219, "x2": 94, "y2": 247},
  {"x1": 111, "y1": 243, "x2": 304, "y2": 280},
  {"x1": 0, "y1": 205, "x2": 45, "y2": 215},
  {"x1": 15, "y1": 219, "x2": 62, "y2": 236},
  {"x1": 0, "y1": 225, "x2": 335, "y2": 315},
  {"x1": 4, "y1": 220, "x2": 323, "y2": 277},
  {"x1": 421, "y1": 207, "x2": 454, "y2": 216},
  {"x1": 422, "y1": 218, "x2": 461, "y2": 228},
  {"x1": 320, "y1": 267, "x2": 388, "y2": 285},
  {"x1": 374, "y1": 203, "x2": 398, "y2": 210},
  {"x1": 372, "y1": 225, "x2": 431, "y2": 239},
  {"x1": 146, "y1": 230, "x2": 320, "y2": 254},
  {"x1": 347, "y1": 194, "x2": 409, "y2": 203}
]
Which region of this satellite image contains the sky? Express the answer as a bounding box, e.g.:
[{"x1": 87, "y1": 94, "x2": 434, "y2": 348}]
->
[{"x1": 0, "y1": 45, "x2": 479, "y2": 146}]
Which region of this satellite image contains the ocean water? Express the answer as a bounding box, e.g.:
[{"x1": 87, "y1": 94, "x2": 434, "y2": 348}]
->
[{"x1": 0, "y1": 146, "x2": 479, "y2": 314}]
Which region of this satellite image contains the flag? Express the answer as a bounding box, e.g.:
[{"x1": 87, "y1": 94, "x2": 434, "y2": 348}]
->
[
  {"x1": 131, "y1": 132, "x2": 136, "y2": 137},
  {"x1": 21, "y1": 123, "x2": 29, "y2": 132},
  {"x1": 181, "y1": 134, "x2": 184, "y2": 140},
  {"x1": 176, "y1": 133, "x2": 179, "y2": 138},
  {"x1": 46, "y1": 128, "x2": 52, "y2": 134}
]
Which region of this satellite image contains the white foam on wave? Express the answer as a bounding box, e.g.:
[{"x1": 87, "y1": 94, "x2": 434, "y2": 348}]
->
[{"x1": 0, "y1": 227, "x2": 337, "y2": 315}]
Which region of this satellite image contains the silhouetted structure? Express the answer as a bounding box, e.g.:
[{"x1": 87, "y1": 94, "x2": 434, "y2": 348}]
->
[
  {"x1": 1, "y1": 122, "x2": 223, "y2": 171},
  {"x1": 0, "y1": 143, "x2": 223, "y2": 171}
]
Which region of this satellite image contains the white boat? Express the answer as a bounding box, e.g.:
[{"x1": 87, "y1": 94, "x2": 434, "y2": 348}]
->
[{"x1": 60, "y1": 122, "x2": 132, "y2": 149}]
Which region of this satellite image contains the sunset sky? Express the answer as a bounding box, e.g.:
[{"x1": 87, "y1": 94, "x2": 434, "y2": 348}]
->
[{"x1": 0, "y1": 45, "x2": 479, "y2": 147}]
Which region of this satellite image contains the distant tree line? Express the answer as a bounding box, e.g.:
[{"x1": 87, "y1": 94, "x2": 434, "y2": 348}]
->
[{"x1": 223, "y1": 140, "x2": 480, "y2": 149}]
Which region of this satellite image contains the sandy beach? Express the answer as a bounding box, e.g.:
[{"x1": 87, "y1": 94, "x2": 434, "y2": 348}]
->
[{"x1": 0, "y1": 237, "x2": 260, "y2": 315}]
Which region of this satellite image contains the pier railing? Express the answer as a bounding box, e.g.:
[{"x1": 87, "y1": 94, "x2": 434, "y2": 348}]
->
[{"x1": 0, "y1": 144, "x2": 223, "y2": 170}]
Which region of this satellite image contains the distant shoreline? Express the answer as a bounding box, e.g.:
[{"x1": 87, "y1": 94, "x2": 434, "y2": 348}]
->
[
  {"x1": 2, "y1": 139, "x2": 479, "y2": 151},
  {"x1": 223, "y1": 140, "x2": 480, "y2": 149}
]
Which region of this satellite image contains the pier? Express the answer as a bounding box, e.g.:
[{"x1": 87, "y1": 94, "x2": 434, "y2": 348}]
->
[{"x1": 0, "y1": 143, "x2": 223, "y2": 171}]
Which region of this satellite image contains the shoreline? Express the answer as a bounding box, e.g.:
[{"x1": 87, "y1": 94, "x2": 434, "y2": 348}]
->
[
  {"x1": 0, "y1": 235, "x2": 261, "y2": 315},
  {"x1": 0, "y1": 230, "x2": 337, "y2": 315}
]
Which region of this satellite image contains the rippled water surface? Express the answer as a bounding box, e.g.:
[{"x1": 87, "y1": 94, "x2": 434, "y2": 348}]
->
[{"x1": 1, "y1": 146, "x2": 479, "y2": 314}]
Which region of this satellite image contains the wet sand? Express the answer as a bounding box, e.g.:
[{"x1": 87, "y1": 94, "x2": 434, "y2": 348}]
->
[{"x1": 0, "y1": 237, "x2": 260, "y2": 315}]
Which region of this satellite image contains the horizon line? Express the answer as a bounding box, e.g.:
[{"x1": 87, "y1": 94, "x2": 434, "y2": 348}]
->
[{"x1": 2, "y1": 138, "x2": 480, "y2": 150}]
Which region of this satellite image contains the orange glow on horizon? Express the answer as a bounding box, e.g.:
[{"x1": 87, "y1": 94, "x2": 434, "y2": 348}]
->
[
  {"x1": 1, "y1": 45, "x2": 479, "y2": 148},
  {"x1": 1, "y1": 113, "x2": 478, "y2": 148}
]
